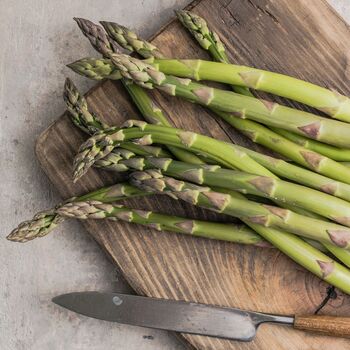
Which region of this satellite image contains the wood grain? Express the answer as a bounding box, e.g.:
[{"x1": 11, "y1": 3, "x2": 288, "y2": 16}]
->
[{"x1": 36, "y1": 0, "x2": 350, "y2": 349}]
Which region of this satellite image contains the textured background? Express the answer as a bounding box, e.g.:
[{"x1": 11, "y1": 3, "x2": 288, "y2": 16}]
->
[{"x1": 1, "y1": 1, "x2": 349, "y2": 349}]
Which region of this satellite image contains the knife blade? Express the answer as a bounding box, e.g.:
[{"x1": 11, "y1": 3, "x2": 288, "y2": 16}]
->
[{"x1": 52, "y1": 292, "x2": 350, "y2": 340}]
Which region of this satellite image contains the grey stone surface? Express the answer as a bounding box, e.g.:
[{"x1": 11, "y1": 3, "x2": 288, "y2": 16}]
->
[{"x1": 0, "y1": 1, "x2": 348, "y2": 349}]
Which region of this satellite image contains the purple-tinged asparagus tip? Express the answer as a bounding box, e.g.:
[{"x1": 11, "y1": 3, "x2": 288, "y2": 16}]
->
[{"x1": 73, "y1": 17, "x2": 117, "y2": 56}]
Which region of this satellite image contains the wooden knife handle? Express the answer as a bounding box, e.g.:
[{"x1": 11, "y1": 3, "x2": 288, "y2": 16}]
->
[{"x1": 294, "y1": 315, "x2": 350, "y2": 338}]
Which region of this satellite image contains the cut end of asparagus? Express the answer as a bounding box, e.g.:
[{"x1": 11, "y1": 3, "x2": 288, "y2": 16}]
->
[{"x1": 7, "y1": 210, "x2": 64, "y2": 243}]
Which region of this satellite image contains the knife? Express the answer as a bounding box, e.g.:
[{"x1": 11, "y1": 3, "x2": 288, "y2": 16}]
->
[{"x1": 52, "y1": 292, "x2": 350, "y2": 341}]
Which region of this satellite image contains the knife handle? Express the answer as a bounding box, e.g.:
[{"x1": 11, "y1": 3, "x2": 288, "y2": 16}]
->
[{"x1": 294, "y1": 315, "x2": 350, "y2": 338}]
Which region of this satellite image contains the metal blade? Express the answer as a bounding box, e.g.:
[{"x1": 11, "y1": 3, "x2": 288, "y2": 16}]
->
[{"x1": 52, "y1": 292, "x2": 293, "y2": 341}]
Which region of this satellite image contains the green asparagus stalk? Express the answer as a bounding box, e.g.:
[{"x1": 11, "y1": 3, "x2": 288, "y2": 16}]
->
[
  {"x1": 96, "y1": 152, "x2": 350, "y2": 226},
  {"x1": 130, "y1": 169, "x2": 350, "y2": 248},
  {"x1": 240, "y1": 148, "x2": 350, "y2": 199},
  {"x1": 61, "y1": 199, "x2": 349, "y2": 257},
  {"x1": 58, "y1": 200, "x2": 268, "y2": 245},
  {"x1": 7, "y1": 209, "x2": 65, "y2": 243},
  {"x1": 72, "y1": 121, "x2": 276, "y2": 181},
  {"x1": 74, "y1": 18, "x2": 203, "y2": 165},
  {"x1": 7, "y1": 180, "x2": 272, "y2": 247},
  {"x1": 272, "y1": 128, "x2": 350, "y2": 161},
  {"x1": 153, "y1": 58, "x2": 350, "y2": 123},
  {"x1": 175, "y1": 10, "x2": 227, "y2": 63},
  {"x1": 7, "y1": 182, "x2": 149, "y2": 242}
]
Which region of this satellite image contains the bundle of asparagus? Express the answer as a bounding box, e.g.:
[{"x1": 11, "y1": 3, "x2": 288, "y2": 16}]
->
[{"x1": 8, "y1": 12, "x2": 350, "y2": 297}]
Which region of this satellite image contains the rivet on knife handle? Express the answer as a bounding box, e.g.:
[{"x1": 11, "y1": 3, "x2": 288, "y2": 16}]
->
[{"x1": 294, "y1": 315, "x2": 350, "y2": 338}]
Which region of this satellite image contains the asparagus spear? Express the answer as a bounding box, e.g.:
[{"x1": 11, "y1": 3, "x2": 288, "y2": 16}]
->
[
  {"x1": 11, "y1": 198, "x2": 267, "y2": 246},
  {"x1": 74, "y1": 18, "x2": 203, "y2": 165},
  {"x1": 175, "y1": 10, "x2": 251, "y2": 96},
  {"x1": 239, "y1": 148, "x2": 350, "y2": 201},
  {"x1": 72, "y1": 121, "x2": 275, "y2": 181},
  {"x1": 153, "y1": 58, "x2": 350, "y2": 123},
  {"x1": 272, "y1": 128, "x2": 350, "y2": 161},
  {"x1": 96, "y1": 152, "x2": 350, "y2": 226},
  {"x1": 130, "y1": 169, "x2": 350, "y2": 248},
  {"x1": 175, "y1": 10, "x2": 227, "y2": 63},
  {"x1": 7, "y1": 182, "x2": 149, "y2": 242},
  {"x1": 64, "y1": 78, "x2": 109, "y2": 133},
  {"x1": 59, "y1": 200, "x2": 269, "y2": 245}
]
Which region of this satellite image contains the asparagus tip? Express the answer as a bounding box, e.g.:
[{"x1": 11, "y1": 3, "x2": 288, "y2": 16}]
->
[
  {"x1": 74, "y1": 17, "x2": 113, "y2": 56},
  {"x1": 7, "y1": 210, "x2": 63, "y2": 243}
]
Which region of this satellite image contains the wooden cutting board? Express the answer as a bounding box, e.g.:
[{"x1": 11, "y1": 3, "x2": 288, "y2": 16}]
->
[{"x1": 36, "y1": 0, "x2": 350, "y2": 349}]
